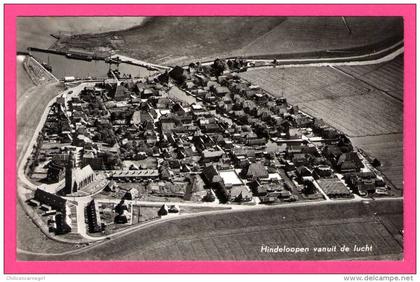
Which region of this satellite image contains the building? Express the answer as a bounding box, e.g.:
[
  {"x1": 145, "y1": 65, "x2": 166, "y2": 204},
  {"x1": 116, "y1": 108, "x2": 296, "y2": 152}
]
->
[
  {"x1": 108, "y1": 170, "x2": 159, "y2": 182},
  {"x1": 64, "y1": 152, "x2": 95, "y2": 195},
  {"x1": 337, "y1": 152, "x2": 364, "y2": 173},
  {"x1": 113, "y1": 84, "x2": 130, "y2": 101},
  {"x1": 54, "y1": 213, "x2": 72, "y2": 235},
  {"x1": 85, "y1": 199, "x2": 102, "y2": 233},
  {"x1": 230, "y1": 186, "x2": 253, "y2": 202},
  {"x1": 240, "y1": 162, "x2": 269, "y2": 180},
  {"x1": 46, "y1": 161, "x2": 65, "y2": 183},
  {"x1": 33, "y1": 188, "x2": 67, "y2": 213},
  {"x1": 158, "y1": 204, "x2": 169, "y2": 216},
  {"x1": 317, "y1": 177, "x2": 352, "y2": 199}
]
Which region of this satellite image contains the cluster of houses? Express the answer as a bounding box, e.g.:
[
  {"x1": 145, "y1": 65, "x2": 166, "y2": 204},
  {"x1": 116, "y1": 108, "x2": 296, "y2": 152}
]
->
[{"x1": 27, "y1": 57, "x2": 391, "y2": 237}]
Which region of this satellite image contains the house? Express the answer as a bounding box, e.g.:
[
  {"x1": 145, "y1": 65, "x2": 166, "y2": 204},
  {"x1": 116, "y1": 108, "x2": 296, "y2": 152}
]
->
[
  {"x1": 131, "y1": 110, "x2": 154, "y2": 126},
  {"x1": 142, "y1": 88, "x2": 155, "y2": 99},
  {"x1": 114, "y1": 200, "x2": 130, "y2": 224},
  {"x1": 201, "y1": 147, "x2": 225, "y2": 163},
  {"x1": 123, "y1": 188, "x2": 139, "y2": 200},
  {"x1": 202, "y1": 165, "x2": 221, "y2": 184},
  {"x1": 292, "y1": 153, "x2": 307, "y2": 167},
  {"x1": 241, "y1": 162, "x2": 269, "y2": 179},
  {"x1": 315, "y1": 165, "x2": 332, "y2": 178},
  {"x1": 113, "y1": 84, "x2": 130, "y2": 101},
  {"x1": 168, "y1": 205, "x2": 180, "y2": 213},
  {"x1": 337, "y1": 152, "x2": 363, "y2": 172},
  {"x1": 54, "y1": 213, "x2": 72, "y2": 235},
  {"x1": 34, "y1": 188, "x2": 67, "y2": 213},
  {"x1": 259, "y1": 196, "x2": 277, "y2": 204},
  {"x1": 103, "y1": 180, "x2": 118, "y2": 192},
  {"x1": 47, "y1": 161, "x2": 65, "y2": 183},
  {"x1": 345, "y1": 171, "x2": 380, "y2": 196},
  {"x1": 184, "y1": 174, "x2": 207, "y2": 201},
  {"x1": 158, "y1": 204, "x2": 169, "y2": 216},
  {"x1": 288, "y1": 128, "x2": 302, "y2": 139},
  {"x1": 317, "y1": 177, "x2": 352, "y2": 199},
  {"x1": 246, "y1": 138, "x2": 266, "y2": 146},
  {"x1": 230, "y1": 186, "x2": 253, "y2": 203},
  {"x1": 322, "y1": 127, "x2": 341, "y2": 140},
  {"x1": 85, "y1": 199, "x2": 102, "y2": 233},
  {"x1": 160, "y1": 116, "x2": 177, "y2": 133},
  {"x1": 248, "y1": 180, "x2": 267, "y2": 196},
  {"x1": 214, "y1": 86, "x2": 230, "y2": 96},
  {"x1": 296, "y1": 166, "x2": 313, "y2": 180},
  {"x1": 191, "y1": 103, "x2": 206, "y2": 116},
  {"x1": 169, "y1": 66, "x2": 187, "y2": 84}
]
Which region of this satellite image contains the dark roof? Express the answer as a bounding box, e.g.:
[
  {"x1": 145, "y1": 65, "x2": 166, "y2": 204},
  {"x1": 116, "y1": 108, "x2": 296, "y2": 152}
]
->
[
  {"x1": 241, "y1": 162, "x2": 269, "y2": 179},
  {"x1": 202, "y1": 165, "x2": 220, "y2": 184},
  {"x1": 114, "y1": 84, "x2": 129, "y2": 100},
  {"x1": 317, "y1": 178, "x2": 351, "y2": 196}
]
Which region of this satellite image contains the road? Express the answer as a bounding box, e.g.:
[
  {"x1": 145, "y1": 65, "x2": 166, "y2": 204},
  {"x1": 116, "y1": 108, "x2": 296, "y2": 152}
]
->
[
  {"x1": 198, "y1": 40, "x2": 403, "y2": 69},
  {"x1": 17, "y1": 197, "x2": 402, "y2": 260}
]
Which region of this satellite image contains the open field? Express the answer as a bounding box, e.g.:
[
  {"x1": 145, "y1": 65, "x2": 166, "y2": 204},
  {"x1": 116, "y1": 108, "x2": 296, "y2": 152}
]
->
[
  {"x1": 336, "y1": 55, "x2": 403, "y2": 101},
  {"x1": 52, "y1": 17, "x2": 402, "y2": 65},
  {"x1": 17, "y1": 17, "x2": 147, "y2": 51},
  {"x1": 17, "y1": 199, "x2": 402, "y2": 260},
  {"x1": 240, "y1": 61, "x2": 403, "y2": 137},
  {"x1": 240, "y1": 57, "x2": 403, "y2": 189},
  {"x1": 235, "y1": 17, "x2": 403, "y2": 58}
]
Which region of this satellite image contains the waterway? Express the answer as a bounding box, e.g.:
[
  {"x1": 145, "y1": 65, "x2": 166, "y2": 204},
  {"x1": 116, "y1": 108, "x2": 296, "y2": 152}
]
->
[{"x1": 30, "y1": 50, "x2": 155, "y2": 80}]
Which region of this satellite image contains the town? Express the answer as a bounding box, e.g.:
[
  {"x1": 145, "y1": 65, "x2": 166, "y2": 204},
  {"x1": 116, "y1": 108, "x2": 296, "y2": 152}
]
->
[{"x1": 23, "y1": 56, "x2": 393, "y2": 240}]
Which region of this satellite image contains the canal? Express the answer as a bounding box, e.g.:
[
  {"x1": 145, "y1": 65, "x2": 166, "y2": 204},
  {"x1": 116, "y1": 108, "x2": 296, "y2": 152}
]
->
[{"x1": 30, "y1": 50, "x2": 155, "y2": 79}]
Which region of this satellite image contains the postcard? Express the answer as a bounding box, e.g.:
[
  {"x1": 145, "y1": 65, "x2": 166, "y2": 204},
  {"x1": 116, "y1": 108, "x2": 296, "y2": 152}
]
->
[{"x1": 3, "y1": 3, "x2": 416, "y2": 275}]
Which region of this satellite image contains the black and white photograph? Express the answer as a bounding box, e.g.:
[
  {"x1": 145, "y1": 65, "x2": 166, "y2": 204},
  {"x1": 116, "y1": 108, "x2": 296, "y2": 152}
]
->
[{"x1": 15, "y1": 15, "x2": 404, "y2": 262}]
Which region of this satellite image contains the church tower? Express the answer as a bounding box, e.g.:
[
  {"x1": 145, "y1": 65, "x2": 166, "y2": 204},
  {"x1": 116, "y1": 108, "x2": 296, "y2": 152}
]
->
[{"x1": 64, "y1": 151, "x2": 76, "y2": 195}]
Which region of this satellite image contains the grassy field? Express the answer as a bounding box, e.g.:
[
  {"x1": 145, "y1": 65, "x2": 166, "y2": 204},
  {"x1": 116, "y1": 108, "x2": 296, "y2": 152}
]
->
[
  {"x1": 51, "y1": 17, "x2": 402, "y2": 65},
  {"x1": 235, "y1": 17, "x2": 403, "y2": 58},
  {"x1": 18, "y1": 199, "x2": 402, "y2": 260},
  {"x1": 240, "y1": 57, "x2": 403, "y2": 190}
]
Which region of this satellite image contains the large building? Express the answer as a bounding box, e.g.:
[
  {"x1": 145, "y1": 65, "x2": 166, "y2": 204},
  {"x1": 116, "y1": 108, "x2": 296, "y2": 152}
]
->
[
  {"x1": 64, "y1": 152, "x2": 95, "y2": 195},
  {"x1": 86, "y1": 199, "x2": 103, "y2": 233}
]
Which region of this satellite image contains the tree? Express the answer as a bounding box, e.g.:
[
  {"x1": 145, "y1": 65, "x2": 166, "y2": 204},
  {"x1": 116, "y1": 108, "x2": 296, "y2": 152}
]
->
[
  {"x1": 168, "y1": 66, "x2": 187, "y2": 84},
  {"x1": 212, "y1": 58, "x2": 226, "y2": 76},
  {"x1": 202, "y1": 190, "x2": 216, "y2": 202},
  {"x1": 303, "y1": 180, "x2": 317, "y2": 195},
  {"x1": 213, "y1": 181, "x2": 229, "y2": 204}
]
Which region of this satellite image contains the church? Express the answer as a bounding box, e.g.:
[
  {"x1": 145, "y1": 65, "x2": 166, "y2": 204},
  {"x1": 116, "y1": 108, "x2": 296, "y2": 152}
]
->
[{"x1": 64, "y1": 151, "x2": 96, "y2": 195}]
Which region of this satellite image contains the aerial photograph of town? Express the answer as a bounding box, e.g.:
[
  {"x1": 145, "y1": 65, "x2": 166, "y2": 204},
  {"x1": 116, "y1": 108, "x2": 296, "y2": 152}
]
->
[{"x1": 16, "y1": 16, "x2": 403, "y2": 261}]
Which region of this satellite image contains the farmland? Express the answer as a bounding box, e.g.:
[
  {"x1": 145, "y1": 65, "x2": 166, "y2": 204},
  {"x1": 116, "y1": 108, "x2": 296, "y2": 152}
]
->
[
  {"x1": 240, "y1": 56, "x2": 403, "y2": 190},
  {"x1": 235, "y1": 17, "x2": 403, "y2": 58},
  {"x1": 18, "y1": 199, "x2": 402, "y2": 260},
  {"x1": 336, "y1": 55, "x2": 403, "y2": 101}
]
